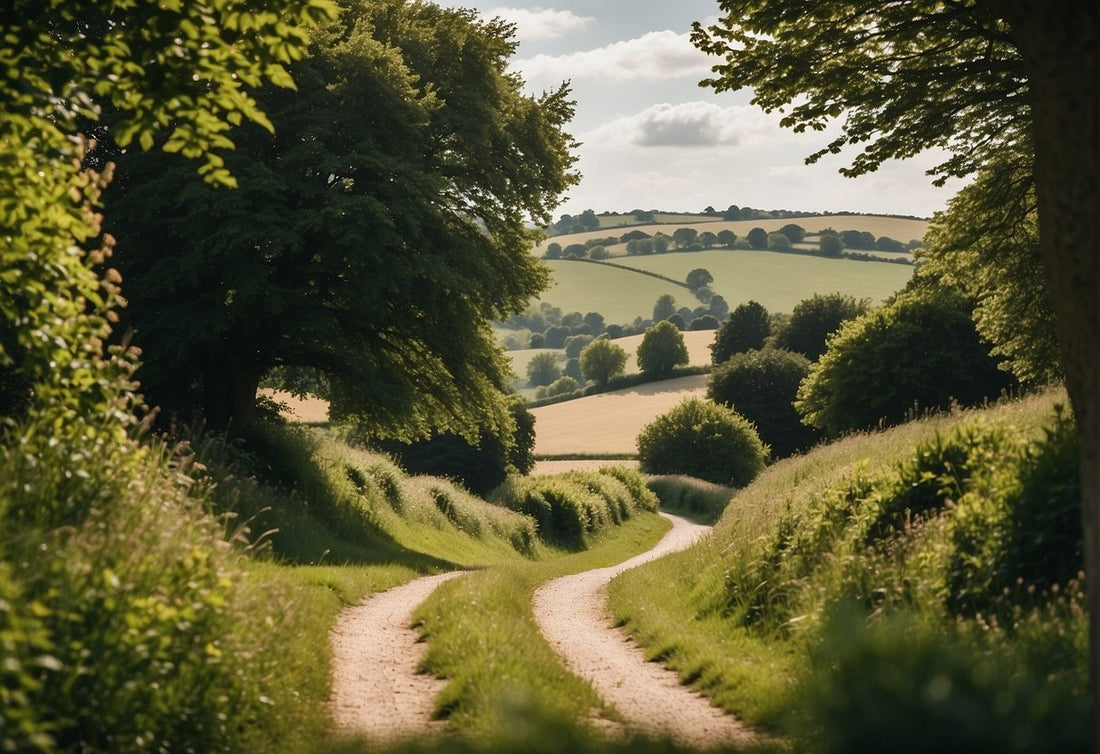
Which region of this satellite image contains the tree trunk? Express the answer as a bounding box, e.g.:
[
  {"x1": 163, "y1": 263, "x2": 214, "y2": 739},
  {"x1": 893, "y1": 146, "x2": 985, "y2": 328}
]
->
[{"x1": 995, "y1": 0, "x2": 1098, "y2": 745}]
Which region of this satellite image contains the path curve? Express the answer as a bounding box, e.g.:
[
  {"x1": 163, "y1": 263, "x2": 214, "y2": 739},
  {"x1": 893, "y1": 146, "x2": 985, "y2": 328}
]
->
[
  {"x1": 534, "y1": 514, "x2": 754, "y2": 748},
  {"x1": 328, "y1": 571, "x2": 465, "y2": 742}
]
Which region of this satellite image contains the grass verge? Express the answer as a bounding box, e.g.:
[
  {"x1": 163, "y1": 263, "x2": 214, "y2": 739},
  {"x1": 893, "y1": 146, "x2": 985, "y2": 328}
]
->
[
  {"x1": 411, "y1": 514, "x2": 670, "y2": 745},
  {"x1": 608, "y1": 389, "x2": 1087, "y2": 751}
]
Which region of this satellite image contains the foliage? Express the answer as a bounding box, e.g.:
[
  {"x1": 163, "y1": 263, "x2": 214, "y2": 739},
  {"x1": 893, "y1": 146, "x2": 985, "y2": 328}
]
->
[
  {"x1": 106, "y1": 0, "x2": 579, "y2": 435},
  {"x1": 918, "y1": 149, "x2": 1061, "y2": 386},
  {"x1": 527, "y1": 352, "x2": 562, "y2": 388},
  {"x1": 564, "y1": 334, "x2": 595, "y2": 359},
  {"x1": 747, "y1": 227, "x2": 768, "y2": 248},
  {"x1": 708, "y1": 347, "x2": 818, "y2": 458},
  {"x1": 490, "y1": 468, "x2": 658, "y2": 549},
  {"x1": 766, "y1": 232, "x2": 791, "y2": 250},
  {"x1": 610, "y1": 391, "x2": 1086, "y2": 746},
  {"x1": 774, "y1": 292, "x2": 871, "y2": 361},
  {"x1": 686, "y1": 267, "x2": 714, "y2": 290},
  {"x1": 797, "y1": 284, "x2": 1016, "y2": 436},
  {"x1": 0, "y1": 2, "x2": 333, "y2": 749},
  {"x1": 646, "y1": 476, "x2": 735, "y2": 525},
  {"x1": 579, "y1": 338, "x2": 628, "y2": 388},
  {"x1": 819, "y1": 234, "x2": 843, "y2": 257},
  {"x1": 637, "y1": 398, "x2": 768, "y2": 487},
  {"x1": 636, "y1": 321, "x2": 689, "y2": 376},
  {"x1": 691, "y1": 1, "x2": 1028, "y2": 184},
  {"x1": 778, "y1": 224, "x2": 806, "y2": 243},
  {"x1": 378, "y1": 397, "x2": 538, "y2": 498},
  {"x1": 711, "y1": 300, "x2": 770, "y2": 363},
  {"x1": 652, "y1": 294, "x2": 677, "y2": 322}
]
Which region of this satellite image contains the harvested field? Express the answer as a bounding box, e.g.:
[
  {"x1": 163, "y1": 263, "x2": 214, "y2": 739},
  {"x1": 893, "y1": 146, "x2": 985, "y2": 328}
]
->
[{"x1": 530, "y1": 375, "x2": 708, "y2": 457}]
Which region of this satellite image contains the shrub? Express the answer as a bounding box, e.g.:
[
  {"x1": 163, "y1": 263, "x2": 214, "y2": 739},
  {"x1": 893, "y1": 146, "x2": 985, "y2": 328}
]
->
[
  {"x1": 708, "y1": 347, "x2": 818, "y2": 458},
  {"x1": 747, "y1": 227, "x2": 768, "y2": 248},
  {"x1": 645, "y1": 475, "x2": 734, "y2": 524},
  {"x1": 637, "y1": 321, "x2": 689, "y2": 375},
  {"x1": 796, "y1": 285, "x2": 1017, "y2": 436},
  {"x1": 690, "y1": 314, "x2": 720, "y2": 330},
  {"x1": 490, "y1": 467, "x2": 655, "y2": 549},
  {"x1": 526, "y1": 352, "x2": 561, "y2": 387},
  {"x1": 579, "y1": 338, "x2": 628, "y2": 387},
  {"x1": 564, "y1": 334, "x2": 594, "y2": 359},
  {"x1": 637, "y1": 398, "x2": 768, "y2": 486},
  {"x1": 547, "y1": 375, "x2": 581, "y2": 397},
  {"x1": 819, "y1": 233, "x2": 843, "y2": 256},
  {"x1": 774, "y1": 292, "x2": 871, "y2": 361},
  {"x1": 766, "y1": 231, "x2": 792, "y2": 250},
  {"x1": 711, "y1": 300, "x2": 770, "y2": 363}
]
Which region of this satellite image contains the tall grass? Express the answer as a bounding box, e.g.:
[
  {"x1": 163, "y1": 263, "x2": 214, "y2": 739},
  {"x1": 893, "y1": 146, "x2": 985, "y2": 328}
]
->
[
  {"x1": 409, "y1": 515, "x2": 671, "y2": 746},
  {"x1": 490, "y1": 467, "x2": 658, "y2": 549},
  {"x1": 609, "y1": 389, "x2": 1087, "y2": 749}
]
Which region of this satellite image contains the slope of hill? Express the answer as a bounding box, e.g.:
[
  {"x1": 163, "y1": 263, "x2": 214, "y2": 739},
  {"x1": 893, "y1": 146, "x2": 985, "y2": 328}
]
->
[{"x1": 536, "y1": 213, "x2": 930, "y2": 256}]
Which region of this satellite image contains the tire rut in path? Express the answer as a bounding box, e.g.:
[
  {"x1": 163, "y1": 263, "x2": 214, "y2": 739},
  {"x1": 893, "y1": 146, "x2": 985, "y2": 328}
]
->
[
  {"x1": 328, "y1": 571, "x2": 464, "y2": 742},
  {"x1": 533, "y1": 513, "x2": 755, "y2": 749}
]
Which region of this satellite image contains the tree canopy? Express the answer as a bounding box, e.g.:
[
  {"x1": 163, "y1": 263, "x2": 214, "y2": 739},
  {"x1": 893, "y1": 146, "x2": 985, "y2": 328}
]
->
[
  {"x1": 694, "y1": 3, "x2": 1097, "y2": 710},
  {"x1": 106, "y1": 0, "x2": 579, "y2": 437},
  {"x1": 637, "y1": 321, "x2": 689, "y2": 376},
  {"x1": 918, "y1": 149, "x2": 1061, "y2": 386}
]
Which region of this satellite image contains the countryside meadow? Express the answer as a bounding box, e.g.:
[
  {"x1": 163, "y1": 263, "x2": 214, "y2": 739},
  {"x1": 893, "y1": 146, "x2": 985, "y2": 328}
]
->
[{"x1": 1, "y1": 2, "x2": 1096, "y2": 754}]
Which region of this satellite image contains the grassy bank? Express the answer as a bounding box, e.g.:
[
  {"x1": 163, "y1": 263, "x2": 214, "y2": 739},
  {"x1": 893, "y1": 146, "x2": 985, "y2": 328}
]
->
[{"x1": 608, "y1": 389, "x2": 1087, "y2": 752}]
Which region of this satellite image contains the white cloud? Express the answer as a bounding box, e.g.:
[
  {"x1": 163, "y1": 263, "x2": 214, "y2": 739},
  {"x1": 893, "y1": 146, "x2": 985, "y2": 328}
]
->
[
  {"x1": 582, "y1": 101, "x2": 775, "y2": 148},
  {"x1": 514, "y1": 30, "x2": 711, "y2": 82},
  {"x1": 486, "y1": 7, "x2": 594, "y2": 41}
]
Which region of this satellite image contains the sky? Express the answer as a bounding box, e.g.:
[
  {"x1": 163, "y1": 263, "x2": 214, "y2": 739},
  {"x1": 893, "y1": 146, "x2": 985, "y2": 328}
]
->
[{"x1": 432, "y1": 1, "x2": 966, "y2": 220}]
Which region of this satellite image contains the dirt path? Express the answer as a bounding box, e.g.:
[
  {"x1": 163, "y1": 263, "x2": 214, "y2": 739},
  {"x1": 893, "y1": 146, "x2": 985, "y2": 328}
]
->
[
  {"x1": 533, "y1": 514, "x2": 755, "y2": 748},
  {"x1": 328, "y1": 571, "x2": 465, "y2": 742}
]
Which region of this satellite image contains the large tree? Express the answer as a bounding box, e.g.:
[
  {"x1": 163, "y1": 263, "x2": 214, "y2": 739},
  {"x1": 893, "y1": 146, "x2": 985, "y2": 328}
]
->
[
  {"x1": 918, "y1": 149, "x2": 1061, "y2": 386},
  {"x1": 107, "y1": 0, "x2": 578, "y2": 438},
  {"x1": 694, "y1": 0, "x2": 1098, "y2": 727}
]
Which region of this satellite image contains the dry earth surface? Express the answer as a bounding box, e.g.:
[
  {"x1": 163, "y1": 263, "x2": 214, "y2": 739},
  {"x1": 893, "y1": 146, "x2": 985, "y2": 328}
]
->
[
  {"x1": 328, "y1": 571, "x2": 466, "y2": 743},
  {"x1": 529, "y1": 374, "x2": 708, "y2": 456},
  {"x1": 534, "y1": 513, "x2": 755, "y2": 749}
]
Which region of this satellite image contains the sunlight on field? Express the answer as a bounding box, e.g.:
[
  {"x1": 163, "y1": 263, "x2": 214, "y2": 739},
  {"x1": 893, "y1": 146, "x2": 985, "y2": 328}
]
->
[
  {"x1": 259, "y1": 389, "x2": 330, "y2": 424},
  {"x1": 535, "y1": 214, "x2": 930, "y2": 255},
  {"x1": 530, "y1": 375, "x2": 708, "y2": 456}
]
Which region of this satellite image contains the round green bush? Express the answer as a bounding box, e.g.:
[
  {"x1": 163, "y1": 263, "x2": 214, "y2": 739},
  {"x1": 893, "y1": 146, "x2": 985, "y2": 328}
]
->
[
  {"x1": 707, "y1": 347, "x2": 818, "y2": 458},
  {"x1": 637, "y1": 398, "x2": 768, "y2": 486}
]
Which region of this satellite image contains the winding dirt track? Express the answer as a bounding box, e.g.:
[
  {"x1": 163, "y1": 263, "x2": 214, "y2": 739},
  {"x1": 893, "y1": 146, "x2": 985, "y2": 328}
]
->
[
  {"x1": 328, "y1": 571, "x2": 465, "y2": 742},
  {"x1": 328, "y1": 515, "x2": 752, "y2": 748},
  {"x1": 534, "y1": 514, "x2": 754, "y2": 748}
]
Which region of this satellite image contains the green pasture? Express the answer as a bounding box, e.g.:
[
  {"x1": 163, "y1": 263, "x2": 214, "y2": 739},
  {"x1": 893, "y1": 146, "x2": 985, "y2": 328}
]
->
[
  {"x1": 535, "y1": 214, "x2": 930, "y2": 256},
  {"x1": 608, "y1": 389, "x2": 1087, "y2": 751},
  {"x1": 539, "y1": 250, "x2": 911, "y2": 323},
  {"x1": 606, "y1": 249, "x2": 913, "y2": 311},
  {"x1": 538, "y1": 260, "x2": 685, "y2": 324}
]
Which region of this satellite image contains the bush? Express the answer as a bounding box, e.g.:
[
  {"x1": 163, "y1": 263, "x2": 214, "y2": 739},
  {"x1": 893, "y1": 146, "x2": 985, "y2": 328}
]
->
[
  {"x1": 645, "y1": 475, "x2": 734, "y2": 524},
  {"x1": 819, "y1": 233, "x2": 843, "y2": 257},
  {"x1": 707, "y1": 347, "x2": 818, "y2": 458},
  {"x1": 796, "y1": 285, "x2": 1017, "y2": 436},
  {"x1": 637, "y1": 398, "x2": 768, "y2": 486},
  {"x1": 794, "y1": 608, "x2": 1089, "y2": 754},
  {"x1": 579, "y1": 338, "x2": 628, "y2": 387},
  {"x1": 547, "y1": 375, "x2": 581, "y2": 397},
  {"x1": 526, "y1": 351, "x2": 561, "y2": 387},
  {"x1": 711, "y1": 300, "x2": 770, "y2": 363},
  {"x1": 774, "y1": 292, "x2": 871, "y2": 361},
  {"x1": 564, "y1": 334, "x2": 594, "y2": 359},
  {"x1": 637, "y1": 321, "x2": 689, "y2": 375},
  {"x1": 491, "y1": 467, "x2": 657, "y2": 549}
]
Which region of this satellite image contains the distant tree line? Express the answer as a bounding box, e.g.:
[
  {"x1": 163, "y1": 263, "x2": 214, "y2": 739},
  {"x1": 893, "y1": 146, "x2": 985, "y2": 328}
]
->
[{"x1": 544, "y1": 224, "x2": 919, "y2": 264}]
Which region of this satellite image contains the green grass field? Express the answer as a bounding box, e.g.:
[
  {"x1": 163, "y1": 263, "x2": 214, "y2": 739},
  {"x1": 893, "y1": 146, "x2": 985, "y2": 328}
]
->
[
  {"x1": 537, "y1": 259, "x2": 685, "y2": 324},
  {"x1": 538, "y1": 250, "x2": 911, "y2": 326},
  {"x1": 607, "y1": 249, "x2": 913, "y2": 312},
  {"x1": 536, "y1": 214, "x2": 929, "y2": 256}
]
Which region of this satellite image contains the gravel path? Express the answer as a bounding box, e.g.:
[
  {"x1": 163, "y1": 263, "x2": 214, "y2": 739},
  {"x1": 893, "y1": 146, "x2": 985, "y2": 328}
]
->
[
  {"x1": 328, "y1": 571, "x2": 465, "y2": 742},
  {"x1": 533, "y1": 514, "x2": 755, "y2": 748}
]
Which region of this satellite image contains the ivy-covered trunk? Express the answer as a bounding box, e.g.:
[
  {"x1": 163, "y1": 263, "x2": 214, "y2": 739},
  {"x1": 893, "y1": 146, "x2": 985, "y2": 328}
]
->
[{"x1": 999, "y1": 0, "x2": 1098, "y2": 741}]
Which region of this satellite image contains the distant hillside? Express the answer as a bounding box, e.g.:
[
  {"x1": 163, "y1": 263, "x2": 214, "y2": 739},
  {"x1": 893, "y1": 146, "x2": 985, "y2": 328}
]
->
[{"x1": 535, "y1": 213, "x2": 930, "y2": 256}]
